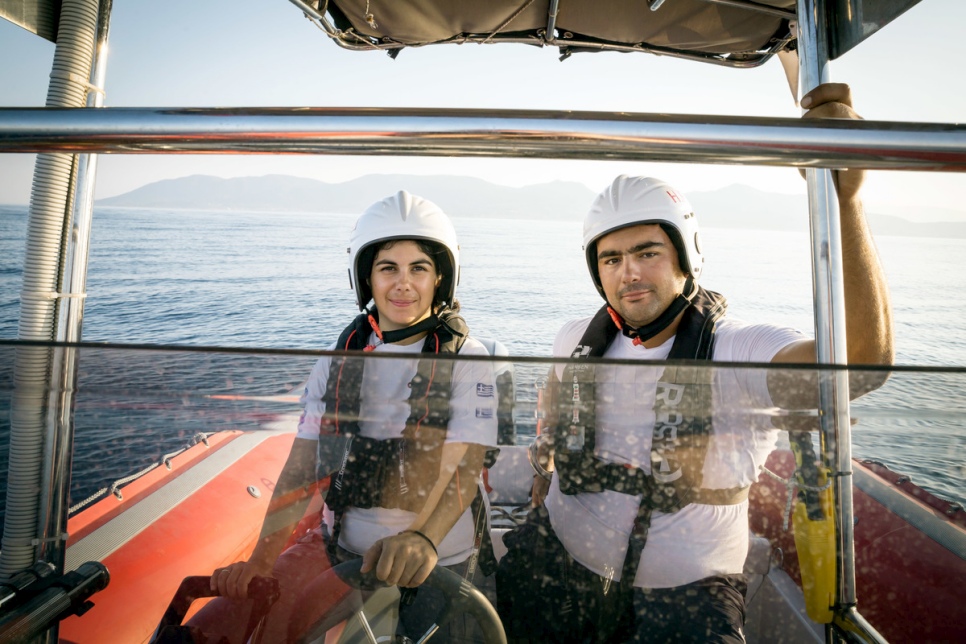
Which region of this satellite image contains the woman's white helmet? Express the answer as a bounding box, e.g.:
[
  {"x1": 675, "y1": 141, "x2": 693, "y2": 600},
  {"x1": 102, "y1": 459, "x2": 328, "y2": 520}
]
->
[
  {"x1": 583, "y1": 175, "x2": 703, "y2": 298},
  {"x1": 347, "y1": 191, "x2": 460, "y2": 311}
]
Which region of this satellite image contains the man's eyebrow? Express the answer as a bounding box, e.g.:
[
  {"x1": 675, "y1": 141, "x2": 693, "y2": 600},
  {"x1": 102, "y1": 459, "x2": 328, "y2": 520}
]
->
[
  {"x1": 629, "y1": 241, "x2": 665, "y2": 253},
  {"x1": 597, "y1": 248, "x2": 622, "y2": 260},
  {"x1": 597, "y1": 241, "x2": 665, "y2": 260}
]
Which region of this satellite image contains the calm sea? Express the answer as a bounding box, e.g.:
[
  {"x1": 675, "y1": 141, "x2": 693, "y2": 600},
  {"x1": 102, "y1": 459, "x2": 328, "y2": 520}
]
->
[{"x1": 1, "y1": 205, "x2": 964, "y2": 509}]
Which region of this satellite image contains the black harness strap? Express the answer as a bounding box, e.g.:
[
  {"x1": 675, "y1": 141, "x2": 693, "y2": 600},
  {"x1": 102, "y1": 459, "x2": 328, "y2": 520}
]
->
[
  {"x1": 319, "y1": 309, "x2": 468, "y2": 560},
  {"x1": 550, "y1": 287, "x2": 744, "y2": 587},
  {"x1": 553, "y1": 286, "x2": 727, "y2": 500}
]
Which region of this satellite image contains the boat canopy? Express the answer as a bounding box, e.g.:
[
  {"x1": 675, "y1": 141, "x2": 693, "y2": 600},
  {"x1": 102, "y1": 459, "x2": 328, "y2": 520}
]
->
[
  {"x1": 306, "y1": 0, "x2": 796, "y2": 64},
  {"x1": 0, "y1": 0, "x2": 59, "y2": 42},
  {"x1": 286, "y1": 0, "x2": 920, "y2": 65},
  {"x1": 1, "y1": 0, "x2": 922, "y2": 64}
]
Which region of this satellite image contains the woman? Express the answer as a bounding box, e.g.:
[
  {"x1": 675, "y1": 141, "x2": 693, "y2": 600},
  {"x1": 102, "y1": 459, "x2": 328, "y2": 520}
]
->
[{"x1": 196, "y1": 191, "x2": 498, "y2": 642}]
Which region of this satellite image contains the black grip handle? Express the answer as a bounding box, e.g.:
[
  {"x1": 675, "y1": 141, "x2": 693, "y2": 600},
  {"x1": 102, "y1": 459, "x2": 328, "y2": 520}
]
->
[{"x1": 151, "y1": 575, "x2": 280, "y2": 643}]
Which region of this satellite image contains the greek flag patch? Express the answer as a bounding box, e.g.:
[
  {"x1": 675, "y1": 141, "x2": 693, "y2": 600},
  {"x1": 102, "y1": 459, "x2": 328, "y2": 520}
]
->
[
  {"x1": 476, "y1": 383, "x2": 495, "y2": 397},
  {"x1": 476, "y1": 407, "x2": 494, "y2": 419}
]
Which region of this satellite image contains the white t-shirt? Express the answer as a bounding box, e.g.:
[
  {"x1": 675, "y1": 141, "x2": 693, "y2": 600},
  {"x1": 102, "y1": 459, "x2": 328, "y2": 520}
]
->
[
  {"x1": 545, "y1": 315, "x2": 806, "y2": 589},
  {"x1": 298, "y1": 333, "x2": 498, "y2": 566}
]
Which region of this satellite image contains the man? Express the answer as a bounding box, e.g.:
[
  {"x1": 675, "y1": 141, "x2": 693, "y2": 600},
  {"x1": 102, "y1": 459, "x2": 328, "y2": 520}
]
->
[{"x1": 496, "y1": 83, "x2": 893, "y2": 643}]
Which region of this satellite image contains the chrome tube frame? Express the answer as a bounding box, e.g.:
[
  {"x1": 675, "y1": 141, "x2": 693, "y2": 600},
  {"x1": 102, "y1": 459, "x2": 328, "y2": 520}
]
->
[
  {"x1": 0, "y1": 107, "x2": 964, "y2": 170},
  {"x1": 2, "y1": 0, "x2": 102, "y2": 585},
  {"x1": 834, "y1": 607, "x2": 889, "y2": 643},
  {"x1": 545, "y1": 0, "x2": 560, "y2": 42},
  {"x1": 287, "y1": 0, "x2": 341, "y2": 39},
  {"x1": 54, "y1": 2, "x2": 110, "y2": 347},
  {"x1": 39, "y1": 0, "x2": 112, "y2": 585},
  {"x1": 798, "y1": 1, "x2": 881, "y2": 643}
]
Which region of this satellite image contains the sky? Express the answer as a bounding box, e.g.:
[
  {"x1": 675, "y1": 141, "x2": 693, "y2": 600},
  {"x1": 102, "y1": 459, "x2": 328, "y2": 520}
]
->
[{"x1": 1, "y1": 0, "x2": 964, "y2": 221}]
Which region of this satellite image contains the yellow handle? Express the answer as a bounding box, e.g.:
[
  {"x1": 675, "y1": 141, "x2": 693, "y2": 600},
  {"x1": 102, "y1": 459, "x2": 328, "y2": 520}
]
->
[{"x1": 791, "y1": 463, "x2": 836, "y2": 623}]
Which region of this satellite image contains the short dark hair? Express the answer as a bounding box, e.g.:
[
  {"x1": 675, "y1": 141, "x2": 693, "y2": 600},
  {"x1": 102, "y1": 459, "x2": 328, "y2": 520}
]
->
[{"x1": 372, "y1": 238, "x2": 444, "y2": 272}]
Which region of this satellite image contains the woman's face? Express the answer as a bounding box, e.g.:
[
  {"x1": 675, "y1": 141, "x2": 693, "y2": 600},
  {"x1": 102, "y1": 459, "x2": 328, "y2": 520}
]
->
[{"x1": 369, "y1": 240, "x2": 440, "y2": 332}]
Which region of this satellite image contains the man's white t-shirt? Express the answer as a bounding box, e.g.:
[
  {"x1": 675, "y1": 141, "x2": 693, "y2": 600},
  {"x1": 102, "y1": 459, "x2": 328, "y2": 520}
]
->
[
  {"x1": 545, "y1": 316, "x2": 805, "y2": 589},
  {"x1": 298, "y1": 334, "x2": 499, "y2": 565}
]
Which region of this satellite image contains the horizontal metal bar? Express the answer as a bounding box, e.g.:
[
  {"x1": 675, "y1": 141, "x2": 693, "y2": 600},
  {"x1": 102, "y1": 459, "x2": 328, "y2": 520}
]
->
[{"x1": 1, "y1": 107, "x2": 964, "y2": 171}]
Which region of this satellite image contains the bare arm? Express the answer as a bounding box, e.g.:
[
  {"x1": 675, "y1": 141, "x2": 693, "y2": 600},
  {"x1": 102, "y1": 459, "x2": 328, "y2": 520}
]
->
[
  {"x1": 530, "y1": 366, "x2": 558, "y2": 506},
  {"x1": 361, "y1": 442, "x2": 488, "y2": 587},
  {"x1": 211, "y1": 437, "x2": 318, "y2": 598},
  {"x1": 770, "y1": 83, "x2": 894, "y2": 405}
]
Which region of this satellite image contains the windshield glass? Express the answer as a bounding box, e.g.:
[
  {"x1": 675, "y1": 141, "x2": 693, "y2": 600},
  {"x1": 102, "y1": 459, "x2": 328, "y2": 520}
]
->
[{"x1": 0, "y1": 343, "x2": 961, "y2": 643}]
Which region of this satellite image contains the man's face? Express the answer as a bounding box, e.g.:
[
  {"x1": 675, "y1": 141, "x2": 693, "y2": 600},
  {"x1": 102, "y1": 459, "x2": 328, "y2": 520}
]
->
[{"x1": 596, "y1": 224, "x2": 687, "y2": 329}]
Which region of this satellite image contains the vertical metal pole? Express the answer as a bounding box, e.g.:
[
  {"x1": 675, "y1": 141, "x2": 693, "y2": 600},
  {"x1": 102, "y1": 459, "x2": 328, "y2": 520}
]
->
[
  {"x1": 796, "y1": 0, "x2": 858, "y2": 628},
  {"x1": 545, "y1": 0, "x2": 560, "y2": 42},
  {"x1": 56, "y1": 0, "x2": 111, "y2": 347},
  {"x1": 39, "y1": 0, "x2": 112, "y2": 579},
  {"x1": 1, "y1": 0, "x2": 101, "y2": 582},
  {"x1": 35, "y1": 3, "x2": 111, "y2": 642}
]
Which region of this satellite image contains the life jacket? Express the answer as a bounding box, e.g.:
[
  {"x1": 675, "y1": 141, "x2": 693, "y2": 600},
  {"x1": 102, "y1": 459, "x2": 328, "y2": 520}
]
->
[
  {"x1": 318, "y1": 308, "x2": 498, "y2": 574},
  {"x1": 551, "y1": 287, "x2": 748, "y2": 586},
  {"x1": 321, "y1": 308, "x2": 468, "y2": 515}
]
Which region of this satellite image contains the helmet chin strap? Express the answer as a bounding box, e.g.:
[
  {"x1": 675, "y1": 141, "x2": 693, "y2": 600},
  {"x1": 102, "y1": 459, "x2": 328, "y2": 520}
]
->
[
  {"x1": 607, "y1": 277, "x2": 697, "y2": 346},
  {"x1": 364, "y1": 309, "x2": 439, "y2": 350}
]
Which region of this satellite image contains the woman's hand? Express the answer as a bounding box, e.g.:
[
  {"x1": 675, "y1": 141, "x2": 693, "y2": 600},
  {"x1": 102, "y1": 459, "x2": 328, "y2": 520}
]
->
[
  {"x1": 360, "y1": 531, "x2": 439, "y2": 588},
  {"x1": 210, "y1": 559, "x2": 274, "y2": 599}
]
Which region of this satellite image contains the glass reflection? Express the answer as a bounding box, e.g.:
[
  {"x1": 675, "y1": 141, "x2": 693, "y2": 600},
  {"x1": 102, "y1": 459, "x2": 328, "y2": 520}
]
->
[{"x1": 0, "y1": 343, "x2": 962, "y2": 643}]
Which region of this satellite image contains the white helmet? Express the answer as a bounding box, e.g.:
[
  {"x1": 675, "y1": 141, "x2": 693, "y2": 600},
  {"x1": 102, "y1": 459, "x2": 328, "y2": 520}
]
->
[
  {"x1": 582, "y1": 175, "x2": 703, "y2": 298},
  {"x1": 347, "y1": 191, "x2": 460, "y2": 311}
]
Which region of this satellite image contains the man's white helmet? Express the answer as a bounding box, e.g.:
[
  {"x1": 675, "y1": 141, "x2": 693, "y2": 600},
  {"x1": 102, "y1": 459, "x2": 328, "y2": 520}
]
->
[
  {"x1": 582, "y1": 175, "x2": 703, "y2": 298},
  {"x1": 347, "y1": 191, "x2": 460, "y2": 311}
]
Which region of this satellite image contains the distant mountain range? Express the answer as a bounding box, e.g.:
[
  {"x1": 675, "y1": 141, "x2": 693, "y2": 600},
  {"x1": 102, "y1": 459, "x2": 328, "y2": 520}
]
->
[
  {"x1": 96, "y1": 174, "x2": 594, "y2": 221},
  {"x1": 95, "y1": 174, "x2": 966, "y2": 239}
]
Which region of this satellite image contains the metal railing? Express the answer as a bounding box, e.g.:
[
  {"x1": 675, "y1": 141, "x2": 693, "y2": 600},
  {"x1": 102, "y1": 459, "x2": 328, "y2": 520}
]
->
[{"x1": 1, "y1": 107, "x2": 964, "y2": 171}]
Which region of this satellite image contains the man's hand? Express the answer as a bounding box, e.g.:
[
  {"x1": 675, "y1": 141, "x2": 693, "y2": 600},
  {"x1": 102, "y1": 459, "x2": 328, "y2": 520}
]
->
[
  {"x1": 800, "y1": 82, "x2": 865, "y2": 200},
  {"x1": 531, "y1": 475, "x2": 550, "y2": 507},
  {"x1": 210, "y1": 559, "x2": 274, "y2": 600},
  {"x1": 360, "y1": 531, "x2": 438, "y2": 588},
  {"x1": 773, "y1": 80, "x2": 893, "y2": 396}
]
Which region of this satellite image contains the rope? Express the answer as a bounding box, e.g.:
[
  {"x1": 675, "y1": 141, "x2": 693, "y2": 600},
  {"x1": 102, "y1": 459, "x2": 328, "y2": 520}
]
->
[
  {"x1": 69, "y1": 432, "x2": 216, "y2": 514},
  {"x1": 363, "y1": 0, "x2": 377, "y2": 28},
  {"x1": 483, "y1": 0, "x2": 536, "y2": 44}
]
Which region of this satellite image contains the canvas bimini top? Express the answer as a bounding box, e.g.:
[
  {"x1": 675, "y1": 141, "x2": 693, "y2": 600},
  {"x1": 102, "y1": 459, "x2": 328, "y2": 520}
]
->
[
  {"x1": 303, "y1": 0, "x2": 795, "y2": 64},
  {"x1": 1, "y1": 0, "x2": 922, "y2": 66},
  {"x1": 287, "y1": 0, "x2": 919, "y2": 67}
]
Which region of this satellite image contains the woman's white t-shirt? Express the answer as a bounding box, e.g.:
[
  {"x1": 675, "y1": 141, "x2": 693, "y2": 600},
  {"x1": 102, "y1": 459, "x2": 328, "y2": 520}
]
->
[{"x1": 298, "y1": 333, "x2": 499, "y2": 565}]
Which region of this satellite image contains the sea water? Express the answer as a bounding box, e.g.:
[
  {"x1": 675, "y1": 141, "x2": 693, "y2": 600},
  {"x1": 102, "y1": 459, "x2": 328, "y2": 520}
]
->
[
  {"x1": 4, "y1": 205, "x2": 966, "y2": 363},
  {"x1": 1, "y1": 205, "x2": 964, "y2": 509}
]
